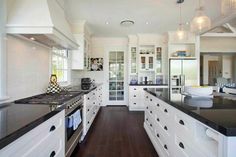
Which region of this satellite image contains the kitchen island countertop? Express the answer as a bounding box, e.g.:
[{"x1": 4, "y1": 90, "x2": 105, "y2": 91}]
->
[{"x1": 144, "y1": 88, "x2": 236, "y2": 136}]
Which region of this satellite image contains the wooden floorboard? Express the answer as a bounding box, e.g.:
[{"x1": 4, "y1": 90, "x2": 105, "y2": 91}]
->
[{"x1": 71, "y1": 106, "x2": 159, "y2": 157}]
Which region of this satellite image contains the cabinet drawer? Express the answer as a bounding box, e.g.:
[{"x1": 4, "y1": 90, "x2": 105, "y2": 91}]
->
[
  {"x1": 145, "y1": 112, "x2": 155, "y2": 133},
  {"x1": 175, "y1": 136, "x2": 205, "y2": 157},
  {"x1": 174, "y1": 110, "x2": 196, "y2": 139}
]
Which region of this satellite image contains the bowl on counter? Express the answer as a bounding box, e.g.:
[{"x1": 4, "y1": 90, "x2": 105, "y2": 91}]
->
[{"x1": 184, "y1": 86, "x2": 213, "y2": 97}]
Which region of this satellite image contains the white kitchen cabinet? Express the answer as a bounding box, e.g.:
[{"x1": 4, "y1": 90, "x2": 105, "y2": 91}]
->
[
  {"x1": 81, "y1": 85, "x2": 103, "y2": 141},
  {"x1": 71, "y1": 34, "x2": 90, "y2": 70},
  {"x1": 129, "y1": 86, "x2": 168, "y2": 111},
  {"x1": 0, "y1": 110, "x2": 65, "y2": 157},
  {"x1": 139, "y1": 54, "x2": 155, "y2": 71},
  {"x1": 143, "y1": 91, "x2": 231, "y2": 157}
]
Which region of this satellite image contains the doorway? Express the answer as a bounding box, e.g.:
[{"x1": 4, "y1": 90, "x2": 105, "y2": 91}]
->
[
  {"x1": 104, "y1": 47, "x2": 127, "y2": 106},
  {"x1": 208, "y1": 61, "x2": 220, "y2": 86}
]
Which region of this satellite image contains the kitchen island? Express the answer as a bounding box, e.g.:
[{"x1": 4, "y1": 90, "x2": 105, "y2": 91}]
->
[{"x1": 144, "y1": 88, "x2": 236, "y2": 157}]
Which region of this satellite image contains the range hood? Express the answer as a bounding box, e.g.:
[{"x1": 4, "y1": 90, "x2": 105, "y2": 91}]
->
[{"x1": 6, "y1": 0, "x2": 78, "y2": 50}]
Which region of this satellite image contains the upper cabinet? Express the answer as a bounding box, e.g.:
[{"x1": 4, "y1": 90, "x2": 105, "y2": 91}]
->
[
  {"x1": 128, "y1": 34, "x2": 167, "y2": 85},
  {"x1": 71, "y1": 22, "x2": 91, "y2": 70}
]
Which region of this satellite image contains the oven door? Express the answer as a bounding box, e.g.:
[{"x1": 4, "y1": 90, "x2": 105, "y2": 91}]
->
[{"x1": 65, "y1": 106, "x2": 83, "y2": 157}]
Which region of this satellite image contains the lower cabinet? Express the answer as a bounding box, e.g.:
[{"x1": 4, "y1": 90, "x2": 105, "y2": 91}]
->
[
  {"x1": 81, "y1": 85, "x2": 102, "y2": 141},
  {"x1": 144, "y1": 91, "x2": 226, "y2": 157},
  {"x1": 0, "y1": 110, "x2": 65, "y2": 157},
  {"x1": 129, "y1": 85, "x2": 168, "y2": 111}
]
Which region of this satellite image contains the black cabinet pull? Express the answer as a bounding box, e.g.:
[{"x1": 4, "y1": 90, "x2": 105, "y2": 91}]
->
[
  {"x1": 93, "y1": 93, "x2": 95, "y2": 95},
  {"x1": 134, "y1": 88, "x2": 137, "y2": 90},
  {"x1": 146, "y1": 106, "x2": 149, "y2": 109},
  {"x1": 50, "y1": 151, "x2": 56, "y2": 157},
  {"x1": 93, "y1": 102, "x2": 95, "y2": 104},
  {"x1": 164, "y1": 126, "x2": 168, "y2": 131},
  {"x1": 87, "y1": 97, "x2": 90, "y2": 100},
  {"x1": 150, "y1": 124, "x2": 152, "y2": 127},
  {"x1": 164, "y1": 109, "x2": 168, "y2": 113},
  {"x1": 179, "y1": 142, "x2": 185, "y2": 149},
  {"x1": 179, "y1": 120, "x2": 185, "y2": 125},
  {"x1": 87, "y1": 109, "x2": 90, "y2": 112},
  {"x1": 164, "y1": 145, "x2": 168, "y2": 150},
  {"x1": 157, "y1": 118, "x2": 160, "y2": 122},
  {"x1": 157, "y1": 104, "x2": 159, "y2": 107},
  {"x1": 150, "y1": 99, "x2": 152, "y2": 101},
  {"x1": 88, "y1": 121, "x2": 90, "y2": 124},
  {"x1": 146, "y1": 118, "x2": 148, "y2": 121},
  {"x1": 150, "y1": 111, "x2": 152, "y2": 114},
  {"x1": 146, "y1": 96, "x2": 148, "y2": 98},
  {"x1": 93, "y1": 112, "x2": 95, "y2": 114},
  {"x1": 134, "y1": 103, "x2": 136, "y2": 105},
  {"x1": 50, "y1": 125, "x2": 56, "y2": 132},
  {"x1": 156, "y1": 134, "x2": 160, "y2": 137},
  {"x1": 134, "y1": 95, "x2": 136, "y2": 97}
]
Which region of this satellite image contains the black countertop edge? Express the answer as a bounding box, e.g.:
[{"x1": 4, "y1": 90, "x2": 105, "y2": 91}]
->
[
  {"x1": 0, "y1": 110, "x2": 61, "y2": 150},
  {"x1": 129, "y1": 84, "x2": 168, "y2": 86},
  {"x1": 144, "y1": 89, "x2": 235, "y2": 136}
]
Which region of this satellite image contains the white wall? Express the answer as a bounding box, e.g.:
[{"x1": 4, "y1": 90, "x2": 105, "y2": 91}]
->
[
  {"x1": 6, "y1": 35, "x2": 50, "y2": 101},
  {"x1": 222, "y1": 55, "x2": 233, "y2": 79},
  {"x1": 0, "y1": 0, "x2": 7, "y2": 100},
  {"x1": 200, "y1": 37, "x2": 236, "y2": 52}
]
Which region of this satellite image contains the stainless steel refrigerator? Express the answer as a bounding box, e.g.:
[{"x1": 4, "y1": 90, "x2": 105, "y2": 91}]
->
[{"x1": 169, "y1": 58, "x2": 198, "y2": 88}]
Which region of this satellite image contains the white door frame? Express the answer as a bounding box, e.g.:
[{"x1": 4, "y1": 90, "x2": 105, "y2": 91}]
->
[{"x1": 104, "y1": 46, "x2": 128, "y2": 106}]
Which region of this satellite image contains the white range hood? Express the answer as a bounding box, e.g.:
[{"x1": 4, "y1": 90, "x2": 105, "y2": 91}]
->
[{"x1": 6, "y1": 0, "x2": 78, "y2": 50}]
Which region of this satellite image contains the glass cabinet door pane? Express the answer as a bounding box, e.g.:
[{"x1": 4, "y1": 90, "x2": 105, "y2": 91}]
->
[
  {"x1": 149, "y1": 57, "x2": 153, "y2": 69},
  {"x1": 141, "y1": 56, "x2": 146, "y2": 69}
]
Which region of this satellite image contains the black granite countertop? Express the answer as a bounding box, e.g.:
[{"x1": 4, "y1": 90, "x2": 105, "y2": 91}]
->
[
  {"x1": 69, "y1": 83, "x2": 102, "y2": 94},
  {"x1": 144, "y1": 88, "x2": 236, "y2": 136},
  {"x1": 0, "y1": 103, "x2": 63, "y2": 149},
  {"x1": 129, "y1": 84, "x2": 168, "y2": 86}
]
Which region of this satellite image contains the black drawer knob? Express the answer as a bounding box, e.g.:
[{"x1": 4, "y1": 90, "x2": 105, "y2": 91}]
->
[
  {"x1": 150, "y1": 124, "x2": 152, "y2": 127},
  {"x1": 93, "y1": 102, "x2": 95, "y2": 104},
  {"x1": 50, "y1": 151, "x2": 56, "y2": 157},
  {"x1": 134, "y1": 88, "x2": 137, "y2": 90},
  {"x1": 150, "y1": 111, "x2": 152, "y2": 114},
  {"x1": 179, "y1": 120, "x2": 185, "y2": 125},
  {"x1": 156, "y1": 133, "x2": 160, "y2": 138},
  {"x1": 157, "y1": 118, "x2": 160, "y2": 122},
  {"x1": 164, "y1": 109, "x2": 168, "y2": 113},
  {"x1": 93, "y1": 112, "x2": 95, "y2": 114},
  {"x1": 179, "y1": 142, "x2": 185, "y2": 149},
  {"x1": 146, "y1": 118, "x2": 148, "y2": 121},
  {"x1": 157, "y1": 104, "x2": 159, "y2": 107},
  {"x1": 146, "y1": 96, "x2": 148, "y2": 98},
  {"x1": 164, "y1": 126, "x2": 168, "y2": 131},
  {"x1": 150, "y1": 99, "x2": 152, "y2": 101},
  {"x1": 134, "y1": 103, "x2": 136, "y2": 105},
  {"x1": 146, "y1": 106, "x2": 149, "y2": 109},
  {"x1": 93, "y1": 93, "x2": 95, "y2": 95},
  {"x1": 50, "y1": 125, "x2": 56, "y2": 132},
  {"x1": 88, "y1": 121, "x2": 90, "y2": 124},
  {"x1": 87, "y1": 109, "x2": 90, "y2": 112},
  {"x1": 88, "y1": 97, "x2": 90, "y2": 100},
  {"x1": 134, "y1": 95, "x2": 136, "y2": 97},
  {"x1": 164, "y1": 145, "x2": 168, "y2": 150}
]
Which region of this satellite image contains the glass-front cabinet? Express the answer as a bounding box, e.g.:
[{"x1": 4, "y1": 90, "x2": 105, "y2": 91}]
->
[
  {"x1": 139, "y1": 55, "x2": 154, "y2": 71},
  {"x1": 109, "y1": 51, "x2": 124, "y2": 101},
  {"x1": 130, "y1": 47, "x2": 137, "y2": 74},
  {"x1": 156, "y1": 47, "x2": 162, "y2": 73}
]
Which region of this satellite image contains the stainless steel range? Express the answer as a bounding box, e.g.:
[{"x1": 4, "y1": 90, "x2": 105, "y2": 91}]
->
[{"x1": 14, "y1": 91, "x2": 84, "y2": 157}]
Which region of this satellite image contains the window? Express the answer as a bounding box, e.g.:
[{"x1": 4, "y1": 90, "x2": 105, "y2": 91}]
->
[{"x1": 52, "y1": 48, "x2": 69, "y2": 83}]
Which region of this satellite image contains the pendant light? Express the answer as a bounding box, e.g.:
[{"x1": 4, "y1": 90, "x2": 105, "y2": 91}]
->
[
  {"x1": 190, "y1": 0, "x2": 211, "y2": 33},
  {"x1": 176, "y1": 0, "x2": 187, "y2": 40},
  {"x1": 222, "y1": 0, "x2": 236, "y2": 15}
]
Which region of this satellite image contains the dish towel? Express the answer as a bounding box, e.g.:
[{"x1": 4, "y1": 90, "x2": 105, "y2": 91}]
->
[{"x1": 73, "y1": 110, "x2": 82, "y2": 130}]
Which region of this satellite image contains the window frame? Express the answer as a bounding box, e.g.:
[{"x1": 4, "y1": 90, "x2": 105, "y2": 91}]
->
[{"x1": 51, "y1": 48, "x2": 70, "y2": 86}]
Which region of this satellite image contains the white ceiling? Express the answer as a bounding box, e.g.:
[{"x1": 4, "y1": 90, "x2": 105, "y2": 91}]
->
[{"x1": 65, "y1": 0, "x2": 222, "y2": 37}]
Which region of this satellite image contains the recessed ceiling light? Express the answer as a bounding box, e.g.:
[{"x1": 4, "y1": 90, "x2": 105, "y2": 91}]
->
[
  {"x1": 146, "y1": 22, "x2": 149, "y2": 25},
  {"x1": 105, "y1": 21, "x2": 109, "y2": 25},
  {"x1": 120, "y1": 20, "x2": 134, "y2": 27},
  {"x1": 30, "y1": 37, "x2": 35, "y2": 41}
]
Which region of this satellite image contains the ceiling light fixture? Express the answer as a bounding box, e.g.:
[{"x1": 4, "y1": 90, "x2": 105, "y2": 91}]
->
[
  {"x1": 190, "y1": 0, "x2": 211, "y2": 33},
  {"x1": 222, "y1": 0, "x2": 236, "y2": 15},
  {"x1": 120, "y1": 20, "x2": 134, "y2": 27},
  {"x1": 176, "y1": 0, "x2": 187, "y2": 40},
  {"x1": 105, "y1": 21, "x2": 109, "y2": 25},
  {"x1": 30, "y1": 37, "x2": 35, "y2": 41}
]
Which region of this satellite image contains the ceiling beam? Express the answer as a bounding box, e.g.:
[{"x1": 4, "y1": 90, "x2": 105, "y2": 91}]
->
[{"x1": 224, "y1": 23, "x2": 236, "y2": 33}]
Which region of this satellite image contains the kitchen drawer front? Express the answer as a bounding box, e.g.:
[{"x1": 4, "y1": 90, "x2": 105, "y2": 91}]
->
[
  {"x1": 0, "y1": 111, "x2": 65, "y2": 157},
  {"x1": 129, "y1": 86, "x2": 142, "y2": 92},
  {"x1": 145, "y1": 111, "x2": 155, "y2": 134},
  {"x1": 158, "y1": 100, "x2": 175, "y2": 121},
  {"x1": 174, "y1": 110, "x2": 196, "y2": 139},
  {"x1": 174, "y1": 136, "x2": 206, "y2": 157}
]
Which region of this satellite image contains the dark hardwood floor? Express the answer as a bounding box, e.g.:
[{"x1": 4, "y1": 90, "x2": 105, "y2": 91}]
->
[{"x1": 71, "y1": 106, "x2": 159, "y2": 157}]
